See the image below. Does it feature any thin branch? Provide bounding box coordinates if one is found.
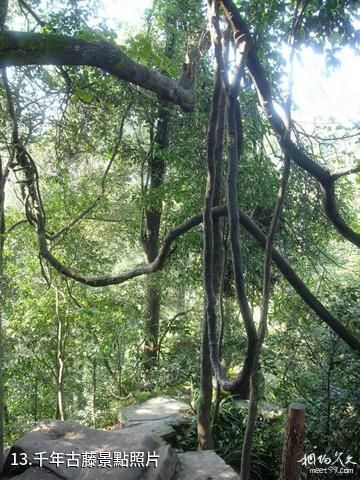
[157,311,190,353]
[65,278,84,309]
[235,207,360,351]
[80,217,122,223]
[240,4,299,470]
[330,165,360,182]
[49,103,131,243]
[294,121,360,143]
[2,70,46,220]
[39,253,51,288]
[101,103,132,193]
[49,200,101,243]
[18,0,45,27]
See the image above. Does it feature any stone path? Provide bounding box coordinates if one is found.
[118,396,190,442]
[4,396,240,480]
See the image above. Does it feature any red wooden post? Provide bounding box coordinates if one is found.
[280,403,305,480]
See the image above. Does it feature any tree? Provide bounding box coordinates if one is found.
[0,0,359,478]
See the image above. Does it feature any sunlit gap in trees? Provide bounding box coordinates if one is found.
[96,0,153,29]
[272,42,360,175]
[199,8,359,175]
[12,0,360,134]
[271,42,360,131]
[286,45,360,127]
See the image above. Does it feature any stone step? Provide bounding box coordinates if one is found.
[118,396,191,443]
[174,451,241,480]
[4,420,168,479]
[4,398,240,480]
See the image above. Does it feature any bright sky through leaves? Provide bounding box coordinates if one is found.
[97,0,153,34]
[15,0,360,129]
[99,0,359,129]
[292,46,360,127]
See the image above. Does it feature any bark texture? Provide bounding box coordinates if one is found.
[198,311,215,450]
[141,27,173,372]
[0,31,194,111]
[55,286,64,421]
[26,195,360,351]
[198,0,224,448]
[0,160,6,475]
[143,276,161,372]
[280,403,305,480]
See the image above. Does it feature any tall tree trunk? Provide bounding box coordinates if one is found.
[0,7,8,472]
[55,367,64,421]
[55,359,64,421]
[55,285,64,421]
[198,89,225,449]
[212,227,228,428]
[142,100,169,373]
[33,376,38,423]
[92,359,97,428]
[325,333,337,441]
[0,160,6,475]
[198,311,215,449]
[280,403,305,480]
[143,275,161,371]
[116,335,123,396]
[0,290,4,473]
[141,29,174,374]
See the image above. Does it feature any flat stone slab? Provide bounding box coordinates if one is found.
[11,468,59,479]
[119,397,191,442]
[4,398,241,480]
[174,451,241,480]
[4,420,175,480]
[120,397,189,423]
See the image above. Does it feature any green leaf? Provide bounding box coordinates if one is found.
[73,88,94,104]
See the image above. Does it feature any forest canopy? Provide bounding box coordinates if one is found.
[0,1,359,479]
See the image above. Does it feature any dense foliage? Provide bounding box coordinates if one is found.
[0,1,359,479]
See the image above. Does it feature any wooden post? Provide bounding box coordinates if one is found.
[280,403,305,480]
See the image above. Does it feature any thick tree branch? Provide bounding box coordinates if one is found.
[18,0,45,27]
[38,212,201,287]
[0,31,194,111]
[237,208,359,351]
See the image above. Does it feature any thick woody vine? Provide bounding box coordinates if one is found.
[1,0,360,476]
